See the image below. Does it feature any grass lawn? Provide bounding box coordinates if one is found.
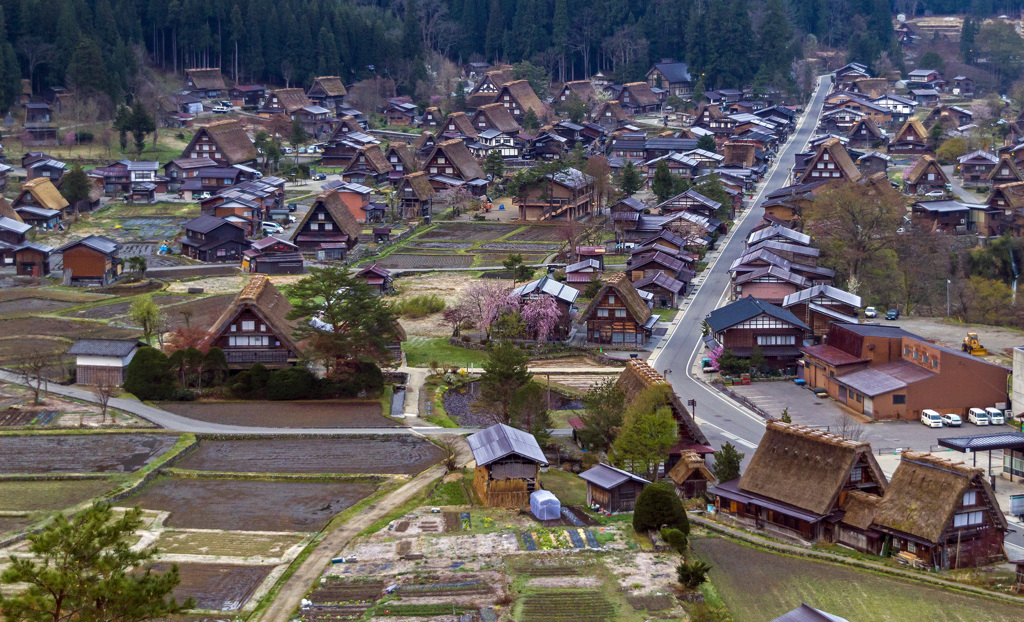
[402,337,490,368]
[651,308,678,322]
[94,202,200,220]
[427,478,469,506]
[547,408,584,429]
[541,468,587,506]
[692,537,1024,622]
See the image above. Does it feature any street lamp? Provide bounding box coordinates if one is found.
[663,369,672,380]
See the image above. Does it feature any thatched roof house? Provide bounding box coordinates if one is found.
[840,452,1007,568]
[579,273,656,345]
[207,274,301,369]
[667,450,716,499]
[182,119,259,166]
[185,68,226,92]
[715,421,886,543]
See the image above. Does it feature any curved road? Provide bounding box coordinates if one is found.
[649,75,831,456]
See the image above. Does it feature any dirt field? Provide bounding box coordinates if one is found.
[0,317,140,341]
[392,272,495,337]
[895,316,1023,362]
[0,337,70,366]
[0,288,106,303]
[0,433,178,474]
[507,226,568,242]
[151,563,275,611]
[156,531,307,558]
[175,438,444,475]
[376,254,474,269]
[0,479,114,511]
[157,400,398,428]
[692,537,1024,622]
[0,298,76,317]
[70,295,194,320]
[0,516,35,536]
[126,477,378,531]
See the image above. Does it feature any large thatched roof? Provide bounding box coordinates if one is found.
[579,272,651,326]
[186,68,226,90]
[191,119,259,165]
[738,421,886,516]
[614,359,708,446]
[293,190,362,243]
[208,275,300,353]
[870,452,1007,543]
[668,450,716,486]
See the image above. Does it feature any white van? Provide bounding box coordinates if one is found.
[985,407,1005,425]
[968,408,989,426]
[920,409,943,428]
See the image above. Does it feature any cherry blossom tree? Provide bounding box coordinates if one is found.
[707,345,724,371]
[520,294,562,341]
[441,303,474,337]
[460,281,515,339]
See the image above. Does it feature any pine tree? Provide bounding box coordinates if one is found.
[756,0,792,87]
[60,165,92,215]
[652,160,675,203]
[129,103,155,156]
[401,0,423,60]
[960,17,977,65]
[522,108,539,131]
[113,105,131,153]
[619,161,643,196]
[552,0,569,82]
[484,0,504,61]
[484,150,504,179]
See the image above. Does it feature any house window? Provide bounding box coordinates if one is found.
[931,359,937,368]
[597,309,609,318]
[216,248,226,257]
[953,511,983,527]
[615,309,626,318]
[892,394,906,404]
[260,324,267,332]
[324,223,333,230]
[963,491,977,506]
[230,325,236,332]
[608,294,615,304]
[242,321,255,331]
[927,173,935,181]
[904,346,910,355]
[850,467,863,483]
[756,335,796,346]
[907,541,916,553]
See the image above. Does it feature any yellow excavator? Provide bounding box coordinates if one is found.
[962,332,988,356]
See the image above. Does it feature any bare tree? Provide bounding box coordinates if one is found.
[832,413,865,441]
[94,378,118,426]
[435,435,462,471]
[17,37,55,93]
[22,353,53,404]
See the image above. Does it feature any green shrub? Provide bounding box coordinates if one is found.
[328,361,385,398]
[267,367,317,400]
[676,559,711,590]
[660,527,688,553]
[74,131,94,143]
[124,347,175,401]
[230,362,271,398]
[584,279,603,298]
[396,294,446,318]
[633,482,689,534]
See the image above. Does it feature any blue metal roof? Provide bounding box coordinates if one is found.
[938,432,1024,453]
[467,423,548,467]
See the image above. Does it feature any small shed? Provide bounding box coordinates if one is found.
[67,339,144,386]
[530,490,561,520]
[667,450,717,499]
[468,423,548,508]
[578,463,650,512]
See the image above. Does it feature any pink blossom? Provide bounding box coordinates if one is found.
[707,345,724,371]
[520,294,561,341]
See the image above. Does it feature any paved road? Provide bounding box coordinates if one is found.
[649,75,832,456]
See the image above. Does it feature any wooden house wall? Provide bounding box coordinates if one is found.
[586,290,646,344]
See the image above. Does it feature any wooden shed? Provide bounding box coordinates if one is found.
[667,450,717,499]
[468,423,548,508]
[578,463,650,512]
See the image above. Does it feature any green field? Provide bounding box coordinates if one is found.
[402,337,490,368]
[0,479,114,511]
[692,537,1024,622]
[541,468,587,507]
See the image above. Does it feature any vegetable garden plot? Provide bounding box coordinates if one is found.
[518,590,615,622]
[0,298,75,317]
[417,224,518,241]
[519,529,600,551]
[151,563,274,612]
[375,254,474,269]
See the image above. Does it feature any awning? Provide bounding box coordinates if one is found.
[712,479,825,523]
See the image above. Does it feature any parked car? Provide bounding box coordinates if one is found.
[312,173,326,181]
[287,203,298,212]
[195,191,211,200]
[941,413,962,427]
[924,190,945,198]
[885,309,900,320]
[212,105,231,114]
[283,147,294,154]
[985,407,1006,425]
[298,147,308,154]
[920,409,943,428]
[864,306,877,318]
[967,408,990,426]
[261,221,285,234]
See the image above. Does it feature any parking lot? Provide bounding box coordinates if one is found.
[728,380,1010,455]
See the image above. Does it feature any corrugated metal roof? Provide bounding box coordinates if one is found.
[579,463,649,489]
[67,339,142,357]
[467,423,548,467]
[833,360,935,397]
[512,276,579,305]
[769,603,850,622]
[782,284,861,308]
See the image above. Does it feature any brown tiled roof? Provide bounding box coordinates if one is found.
[800,344,868,366]
[309,76,347,97]
[738,421,887,516]
[428,139,485,180]
[622,82,660,107]
[580,272,651,325]
[208,275,300,354]
[270,88,313,114]
[499,80,545,116]
[293,190,362,242]
[402,171,435,200]
[440,111,478,139]
[195,119,259,165]
[18,178,69,212]
[345,144,393,175]
[475,103,522,134]
[870,451,1006,543]
[988,154,1023,182]
[905,155,947,185]
[0,196,22,222]
[187,68,226,90]
[594,100,629,121]
[386,142,418,172]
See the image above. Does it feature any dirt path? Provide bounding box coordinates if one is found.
[257,463,447,622]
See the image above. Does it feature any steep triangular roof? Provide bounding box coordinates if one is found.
[400,171,435,200]
[579,272,651,325]
[847,117,883,140]
[562,80,598,102]
[186,68,226,90]
[307,76,347,98]
[893,117,928,143]
[15,178,69,212]
[798,137,862,184]
[0,196,22,223]
[738,421,887,516]
[594,100,629,122]
[613,359,709,446]
[988,154,1023,182]
[438,111,478,139]
[620,82,660,107]
[293,190,362,242]
[425,139,485,180]
[208,275,301,354]
[905,155,948,185]
[187,119,259,165]
[497,80,545,117]
[385,142,418,173]
[474,103,522,134]
[344,144,393,175]
[268,88,313,114]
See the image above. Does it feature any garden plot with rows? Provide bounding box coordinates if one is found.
[372,222,563,270]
